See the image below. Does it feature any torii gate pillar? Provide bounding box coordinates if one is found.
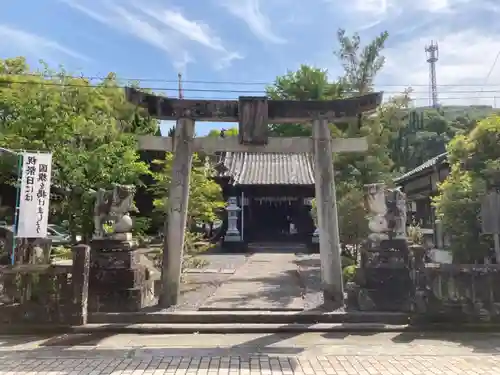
[160,117,195,307]
[312,117,343,304]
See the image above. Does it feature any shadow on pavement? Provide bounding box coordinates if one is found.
[390,331,500,355]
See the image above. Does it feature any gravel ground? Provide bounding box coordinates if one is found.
[294,253,326,310]
[196,253,251,271]
[156,253,251,312]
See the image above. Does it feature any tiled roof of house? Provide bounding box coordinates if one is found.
[216,152,315,185]
[394,152,448,184]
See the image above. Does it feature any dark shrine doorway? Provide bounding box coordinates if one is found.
[245,194,314,243]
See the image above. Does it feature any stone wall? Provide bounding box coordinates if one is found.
[0,245,89,326]
[0,265,74,324]
[415,263,500,322]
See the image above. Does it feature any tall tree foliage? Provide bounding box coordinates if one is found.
[265,29,411,251]
[0,57,157,238]
[390,107,498,173]
[266,65,344,137]
[335,29,388,95]
[434,115,500,263]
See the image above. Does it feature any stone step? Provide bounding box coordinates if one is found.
[247,242,308,252]
[0,323,411,335]
[89,310,410,325]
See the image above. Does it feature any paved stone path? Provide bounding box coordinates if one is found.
[201,253,304,310]
[2,355,500,374]
[1,332,500,374]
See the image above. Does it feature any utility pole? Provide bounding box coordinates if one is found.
[178,73,183,99]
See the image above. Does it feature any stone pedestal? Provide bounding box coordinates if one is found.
[308,228,320,253]
[90,232,138,251]
[346,183,412,312]
[88,235,154,312]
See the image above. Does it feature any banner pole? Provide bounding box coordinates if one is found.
[11,152,23,265]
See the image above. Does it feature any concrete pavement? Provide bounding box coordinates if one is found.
[1,332,500,374]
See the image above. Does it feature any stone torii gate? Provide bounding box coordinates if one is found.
[125,88,383,308]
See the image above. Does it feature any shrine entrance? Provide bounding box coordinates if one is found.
[213,152,316,245]
[246,196,314,243]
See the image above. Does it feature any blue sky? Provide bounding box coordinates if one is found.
[2,0,500,135]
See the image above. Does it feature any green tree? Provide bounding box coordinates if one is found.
[433,115,500,263]
[151,153,225,227]
[332,28,405,185]
[267,29,412,251]
[0,57,157,239]
[266,65,344,136]
[335,29,389,95]
[207,127,238,137]
[390,106,499,173]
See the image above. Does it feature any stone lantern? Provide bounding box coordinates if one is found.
[225,196,241,242]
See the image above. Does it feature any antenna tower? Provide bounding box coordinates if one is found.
[425,41,439,108]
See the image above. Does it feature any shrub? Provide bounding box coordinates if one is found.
[342,265,357,283]
[341,255,356,268]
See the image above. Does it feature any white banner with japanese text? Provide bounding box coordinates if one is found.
[17,152,52,238]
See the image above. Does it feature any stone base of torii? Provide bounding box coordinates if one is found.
[125,89,383,309]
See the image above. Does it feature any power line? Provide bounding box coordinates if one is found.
[4,78,500,97]
[2,72,271,86]
[484,49,500,86]
[5,72,500,88]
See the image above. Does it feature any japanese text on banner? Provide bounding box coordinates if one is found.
[17,152,52,238]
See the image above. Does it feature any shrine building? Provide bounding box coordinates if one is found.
[213,151,316,247]
[394,152,450,246]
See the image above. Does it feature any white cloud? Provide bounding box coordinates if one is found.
[61,0,242,71]
[415,0,451,13]
[353,0,389,14]
[324,0,500,107]
[217,0,286,44]
[0,25,89,62]
[324,0,400,30]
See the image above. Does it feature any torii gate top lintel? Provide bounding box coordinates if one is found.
[125,87,383,152]
[125,87,382,124]
[125,87,383,123]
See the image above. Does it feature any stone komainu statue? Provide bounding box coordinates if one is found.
[364,183,407,241]
[92,184,136,238]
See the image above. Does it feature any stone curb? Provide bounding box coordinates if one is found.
[3,322,500,335]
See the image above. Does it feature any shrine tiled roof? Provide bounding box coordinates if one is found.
[216,152,315,185]
[394,152,448,184]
